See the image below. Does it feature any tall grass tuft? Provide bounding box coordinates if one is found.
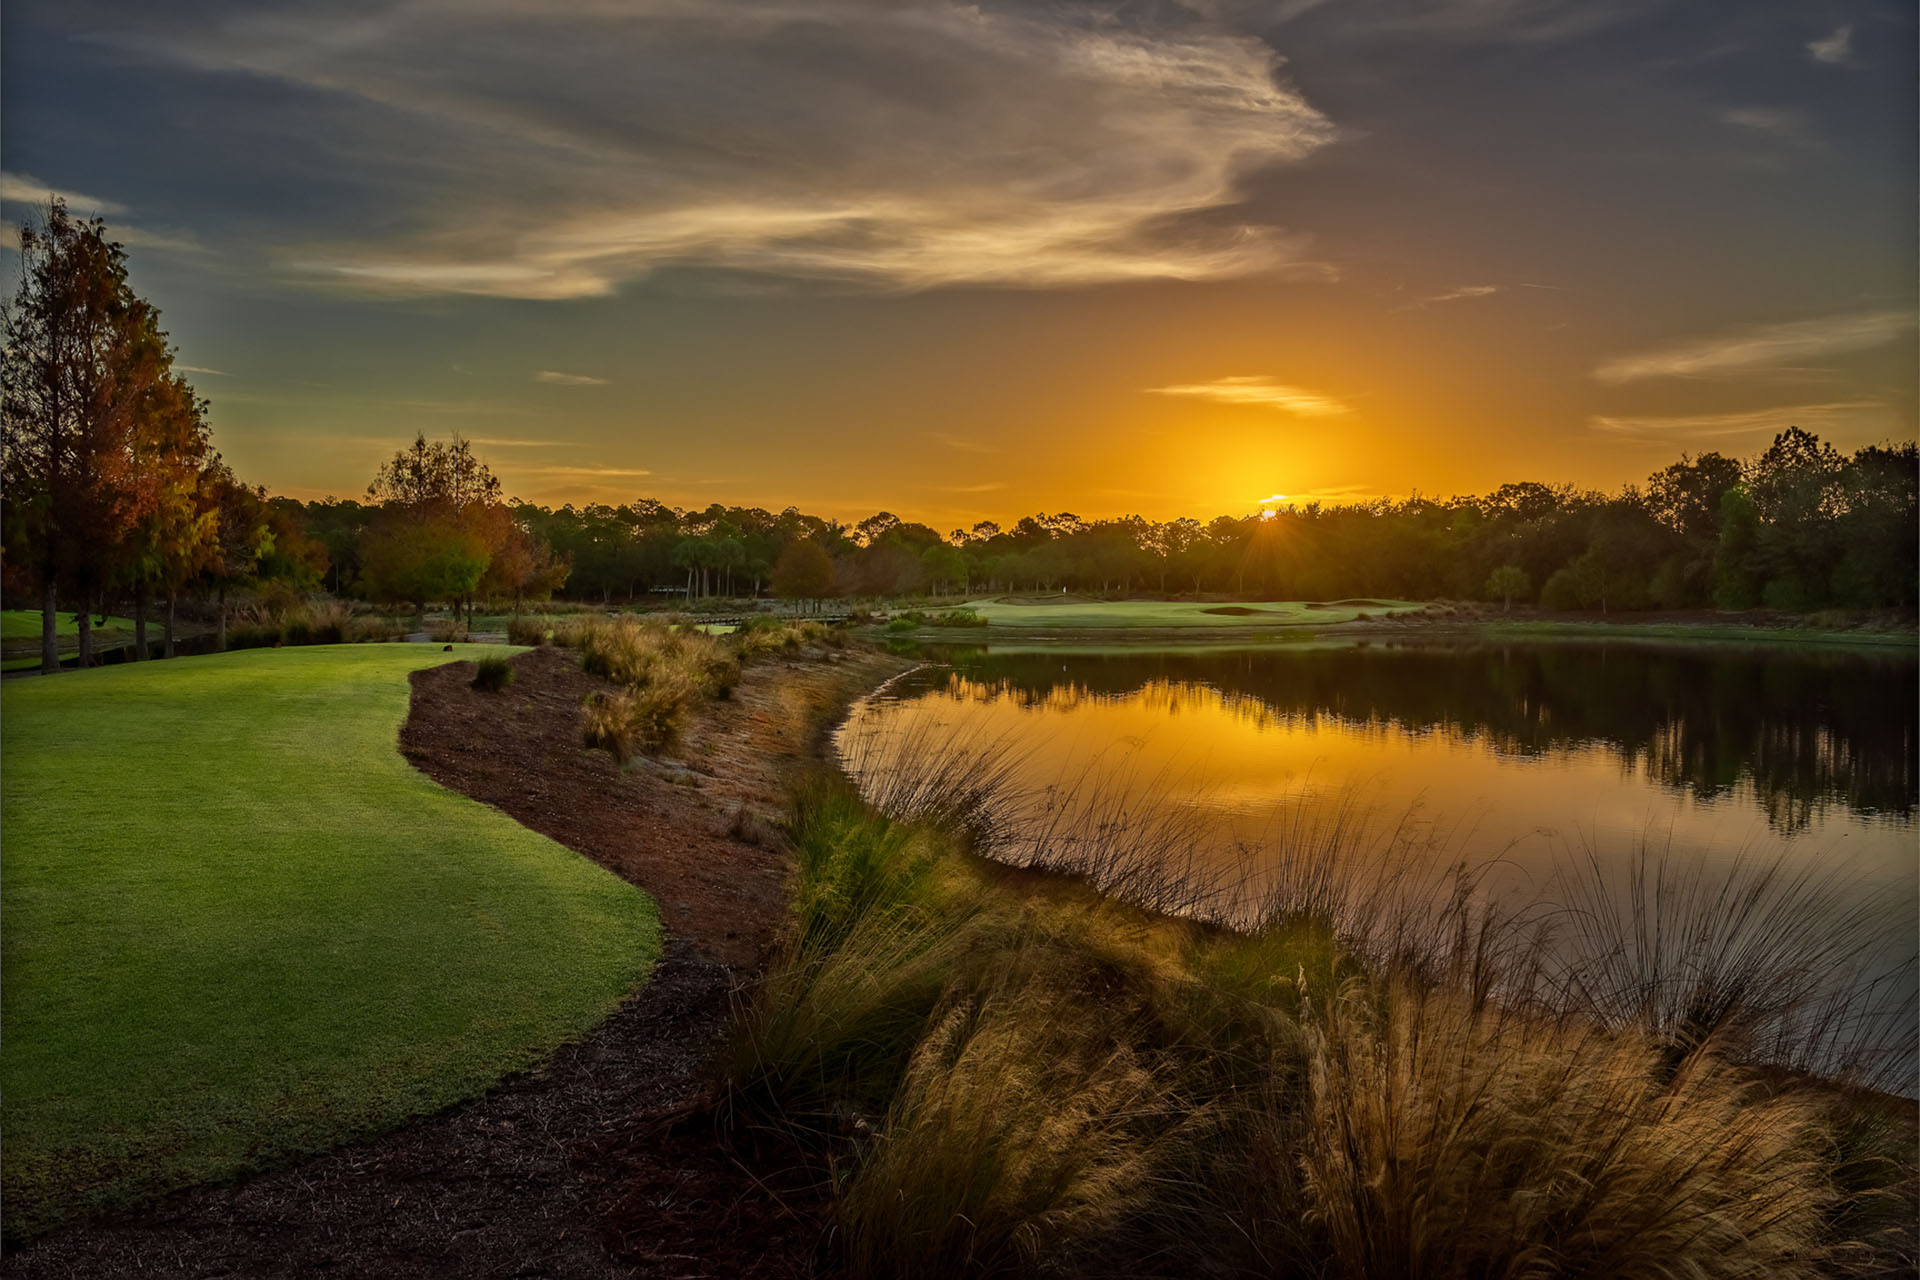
[470,654,515,692]
[837,986,1167,1280]
[505,615,548,646]
[1545,839,1918,1090]
[564,615,738,759]
[1281,980,1836,1278]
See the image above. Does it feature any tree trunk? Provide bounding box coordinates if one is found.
[77,592,94,667]
[165,589,178,658]
[218,582,229,651]
[40,577,58,673]
[134,582,149,659]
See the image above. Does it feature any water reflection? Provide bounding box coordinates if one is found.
[842,640,1918,1086]
[909,641,1917,832]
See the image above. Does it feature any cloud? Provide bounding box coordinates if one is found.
[1394,282,1500,311]
[0,172,200,256]
[1592,310,1915,383]
[465,436,581,448]
[0,170,128,215]
[1147,376,1350,415]
[931,481,1008,493]
[512,464,653,479]
[178,364,231,377]
[1428,283,1499,303]
[535,370,610,386]
[113,225,206,254]
[1807,25,1852,65]
[1588,401,1886,442]
[929,432,1001,454]
[1302,0,1649,44]
[129,1,1337,297]
[1718,107,1816,147]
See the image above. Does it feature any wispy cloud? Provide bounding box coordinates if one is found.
[535,370,610,386]
[178,364,231,377]
[1588,401,1885,442]
[466,436,581,448]
[1147,376,1350,415]
[931,481,1008,493]
[1311,0,1647,44]
[1808,25,1853,65]
[1718,107,1817,147]
[131,2,1337,297]
[0,170,128,215]
[1592,310,1914,383]
[512,464,653,479]
[0,171,200,255]
[1256,484,1372,505]
[929,432,1001,454]
[1394,282,1500,312]
[1429,283,1500,303]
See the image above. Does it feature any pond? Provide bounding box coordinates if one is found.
[838,638,1919,1080]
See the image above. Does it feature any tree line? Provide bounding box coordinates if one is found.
[6,201,1915,677]
[293,429,1916,616]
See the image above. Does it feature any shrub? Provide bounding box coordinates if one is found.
[885,616,918,634]
[471,654,515,692]
[927,609,987,628]
[427,619,470,643]
[505,616,549,646]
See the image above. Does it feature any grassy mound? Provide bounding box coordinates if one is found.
[0,645,660,1239]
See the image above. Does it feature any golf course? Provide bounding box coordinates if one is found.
[0,645,660,1238]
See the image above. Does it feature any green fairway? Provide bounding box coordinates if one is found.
[2,609,140,671]
[0,645,659,1238]
[958,597,1424,629]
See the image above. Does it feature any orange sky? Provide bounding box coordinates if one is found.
[6,0,1914,527]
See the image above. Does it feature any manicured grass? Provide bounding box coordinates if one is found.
[958,597,1423,629]
[1,609,139,671]
[0,644,660,1238]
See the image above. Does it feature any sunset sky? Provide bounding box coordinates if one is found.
[4,0,1914,528]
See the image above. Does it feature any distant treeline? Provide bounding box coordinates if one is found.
[288,425,1917,613]
[5,202,1914,662]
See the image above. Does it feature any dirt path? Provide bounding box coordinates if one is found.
[3,644,908,1279]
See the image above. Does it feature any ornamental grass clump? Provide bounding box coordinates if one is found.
[580,689,641,763]
[505,615,548,646]
[470,654,514,693]
[571,615,733,760]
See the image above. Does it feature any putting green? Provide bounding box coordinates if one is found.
[959,598,1423,629]
[1,644,659,1238]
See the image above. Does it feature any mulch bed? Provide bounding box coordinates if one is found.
[3,644,908,1279]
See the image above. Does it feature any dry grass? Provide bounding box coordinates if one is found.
[562,616,739,760]
[504,615,548,646]
[717,742,1917,1277]
[735,616,848,660]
